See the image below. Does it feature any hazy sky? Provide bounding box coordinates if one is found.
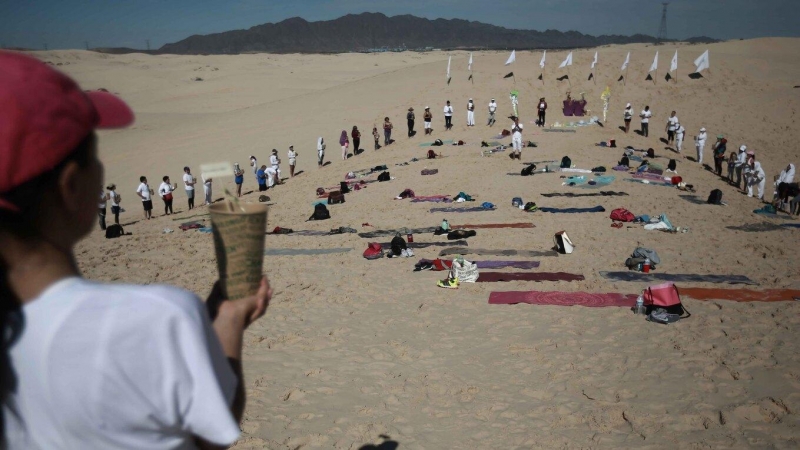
[1,0,797,50]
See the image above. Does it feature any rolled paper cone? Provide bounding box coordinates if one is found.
[209,203,268,300]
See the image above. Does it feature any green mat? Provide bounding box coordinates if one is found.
[418,140,453,147]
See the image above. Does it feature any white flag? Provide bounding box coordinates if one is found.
[446,56,451,79]
[694,49,709,73]
[539,50,546,69]
[505,50,516,66]
[621,52,630,71]
[670,50,678,72]
[558,51,573,69]
[468,53,473,71]
[591,51,598,69]
[649,51,658,73]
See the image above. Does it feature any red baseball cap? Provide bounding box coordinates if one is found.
[0,50,134,210]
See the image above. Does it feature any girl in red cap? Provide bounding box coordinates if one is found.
[0,51,271,449]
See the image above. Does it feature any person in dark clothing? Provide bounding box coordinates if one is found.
[537,98,547,127]
[351,126,361,154]
[407,107,415,137]
[712,135,728,176]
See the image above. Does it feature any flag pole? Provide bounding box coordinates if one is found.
[625,65,629,86]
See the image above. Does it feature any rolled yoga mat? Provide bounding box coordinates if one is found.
[680,288,800,302]
[599,271,758,285]
[477,272,584,283]
[440,247,559,257]
[489,291,637,306]
[264,247,353,256]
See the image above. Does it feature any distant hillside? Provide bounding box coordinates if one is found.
[148,13,716,55]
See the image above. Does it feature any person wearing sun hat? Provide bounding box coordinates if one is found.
[694,127,707,164]
[423,106,433,135]
[734,144,748,189]
[0,51,272,448]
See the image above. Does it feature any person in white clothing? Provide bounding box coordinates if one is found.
[0,52,273,450]
[250,155,258,180]
[265,166,278,188]
[202,174,212,205]
[747,161,766,199]
[288,146,298,177]
[487,99,497,126]
[665,111,678,145]
[182,166,196,210]
[695,127,707,165]
[136,175,153,220]
[623,103,633,133]
[443,101,453,130]
[510,116,523,159]
[640,106,652,137]
[734,144,748,189]
[675,123,685,153]
[158,175,176,215]
[317,137,325,167]
[98,189,108,230]
[467,99,475,126]
[269,149,282,185]
[107,183,121,225]
[774,163,796,203]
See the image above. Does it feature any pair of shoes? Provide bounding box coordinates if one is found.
[611,222,623,228]
[437,277,459,289]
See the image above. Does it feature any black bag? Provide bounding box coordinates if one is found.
[340,181,351,193]
[377,171,390,182]
[524,201,538,212]
[619,156,629,167]
[560,156,571,169]
[668,159,677,171]
[328,191,345,204]
[707,189,723,205]
[427,149,437,159]
[591,166,606,172]
[520,164,536,176]
[309,203,331,220]
[647,148,655,158]
[390,235,407,255]
[105,224,124,239]
[446,229,477,240]
[432,139,444,146]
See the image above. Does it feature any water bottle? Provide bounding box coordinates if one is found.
[635,295,645,315]
[407,233,414,243]
[643,258,651,273]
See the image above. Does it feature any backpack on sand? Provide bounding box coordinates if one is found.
[560,156,572,169]
[309,203,331,221]
[427,149,437,159]
[377,171,390,182]
[363,242,384,260]
[647,148,655,158]
[610,208,635,222]
[327,191,345,204]
[643,282,691,322]
[432,139,444,146]
[521,164,536,176]
[105,224,124,239]
[553,231,574,254]
[707,189,723,205]
[668,159,677,171]
[619,155,630,167]
[316,187,325,196]
[524,202,538,212]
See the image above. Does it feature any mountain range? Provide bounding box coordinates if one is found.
[130,13,716,55]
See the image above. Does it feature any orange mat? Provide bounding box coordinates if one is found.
[680,288,800,302]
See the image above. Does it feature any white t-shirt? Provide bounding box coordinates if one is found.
[676,125,685,137]
[158,182,174,198]
[511,122,523,139]
[202,176,212,188]
[696,131,707,147]
[136,183,151,201]
[488,102,497,113]
[109,190,120,207]
[5,277,239,449]
[251,158,258,176]
[467,102,474,111]
[183,173,194,191]
[288,150,297,165]
[443,105,453,116]
[641,110,652,123]
[667,116,679,131]
[624,108,633,120]
[265,166,277,187]
[270,154,279,167]
[99,192,107,208]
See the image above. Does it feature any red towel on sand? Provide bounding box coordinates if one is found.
[489,291,637,306]
[477,272,584,283]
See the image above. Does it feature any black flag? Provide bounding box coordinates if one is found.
[645,74,653,81]
[468,74,473,81]
[537,73,543,80]
[688,72,704,79]
[447,77,452,85]
[665,72,672,81]
[588,73,594,81]
[556,75,569,81]
[617,75,624,82]
[503,72,514,79]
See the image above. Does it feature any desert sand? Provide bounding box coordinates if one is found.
[32,38,800,448]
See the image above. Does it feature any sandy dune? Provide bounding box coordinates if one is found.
[34,38,800,448]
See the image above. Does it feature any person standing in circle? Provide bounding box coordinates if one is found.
[249,155,258,184]
[487,99,497,126]
[407,108,415,137]
[695,127,707,165]
[317,137,326,166]
[233,163,244,197]
[675,122,685,154]
[98,189,108,230]
[623,103,633,133]
[372,126,380,150]
[511,116,524,160]
[383,117,393,145]
[665,111,678,145]
[443,101,453,130]
[351,127,361,154]
[423,107,433,135]
[640,106,652,137]
[340,130,349,160]
[107,183,121,225]
[269,149,282,185]
[537,97,548,127]
[256,165,268,191]
[182,166,196,210]
[466,99,475,127]
[159,175,176,215]
[136,175,153,220]
[287,146,297,177]
[202,174,212,206]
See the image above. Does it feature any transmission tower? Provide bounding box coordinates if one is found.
[657,3,669,45]
[146,39,151,51]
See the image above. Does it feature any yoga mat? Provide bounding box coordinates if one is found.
[726,222,785,232]
[753,209,797,221]
[410,195,452,203]
[489,291,637,307]
[543,129,577,133]
[419,140,453,147]
[623,178,673,188]
[430,207,495,213]
[311,200,328,206]
[784,223,800,228]
[416,259,540,270]
[379,240,468,249]
[455,222,534,229]
[576,175,616,189]
[268,229,357,236]
[440,247,558,257]
[264,247,353,256]
[633,172,669,182]
[537,206,606,213]
[599,271,758,285]
[541,191,628,198]
[358,223,533,238]
[477,272,584,283]
[680,288,800,302]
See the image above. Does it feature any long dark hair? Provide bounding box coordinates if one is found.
[0,132,94,442]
